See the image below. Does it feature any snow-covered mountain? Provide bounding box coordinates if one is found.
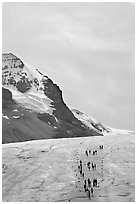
[2,53,133,144]
[72,109,135,136]
[72,109,110,134]
[2,53,104,143]
[2,53,55,114]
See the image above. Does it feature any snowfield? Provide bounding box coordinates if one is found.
[2,131,135,202]
[3,86,55,115]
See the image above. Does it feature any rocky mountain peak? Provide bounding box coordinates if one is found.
[2,53,19,60]
[2,53,45,93]
[2,53,103,144]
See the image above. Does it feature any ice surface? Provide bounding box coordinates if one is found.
[2,132,135,202]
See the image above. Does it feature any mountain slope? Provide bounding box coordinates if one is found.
[72,109,110,134]
[2,53,103,143]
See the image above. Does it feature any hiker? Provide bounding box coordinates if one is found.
[93,179,98,187]
[91,187,94,197]
[94,163,97,170]
[87,161,90,167]
[80,168,82,175]
[78,165,80,170]
[87,189,91,200]
[82,172,84,178]
[87,162,91,170]
[92,163,94,170]
[79,161,82,171]
[85,150,88,156]
[100,145,103,149]
[84,185,87,192]
[89,150,91,154]
[84,180,87,191]
[79,164,82,169]
[84,180,86,185]
[88,178,91,187]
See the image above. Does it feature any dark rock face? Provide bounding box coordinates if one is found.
[2,88,13,102]
[16,76,31,93]
[2,111,56,144]
[2,88,15,110]
[40,78,102,137]
[2,53,103,144]
[37,112,100,139]
[42,78,75,122]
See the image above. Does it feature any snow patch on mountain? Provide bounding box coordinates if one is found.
[106,128,135,136]
[2,115,9,120]
[24,62,48,81]
[13,109,18,112]
[72,109,110,134]
[13,116,20,119]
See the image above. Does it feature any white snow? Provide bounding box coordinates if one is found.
[72,109,134,136]
[53,115,59,123]
[2,115,9,120]
[2,133,135,202]
[3,83,55,115]
[13,109,18,112]
[14,94,55,114]
[106,127,134,136]
[13,116,20,119]
[23,62,46,82]
[72,109,103,134]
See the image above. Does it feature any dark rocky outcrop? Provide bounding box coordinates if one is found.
[42,78,78,122]
[16,76,31,93]
[2,88,15,110]
[2,87,13,102]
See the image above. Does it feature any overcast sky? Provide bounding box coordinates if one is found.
[2,2,135,130]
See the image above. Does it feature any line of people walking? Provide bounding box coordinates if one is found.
[74,144,104,200]
[85,149,98,156]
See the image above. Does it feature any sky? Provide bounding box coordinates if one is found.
[2,2,135,130]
